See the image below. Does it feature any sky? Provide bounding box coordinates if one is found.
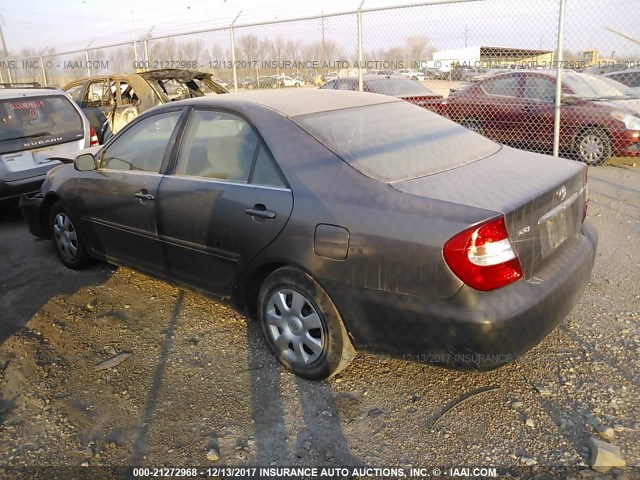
[0,0,638,60]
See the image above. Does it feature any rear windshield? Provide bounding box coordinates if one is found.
[564,73,631,98]
[0,95,83,143]
[294,101,501,183]
[366,79,437,96]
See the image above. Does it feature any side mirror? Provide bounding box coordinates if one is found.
[74,153,97,172]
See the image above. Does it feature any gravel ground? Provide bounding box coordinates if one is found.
[0,161,638,479]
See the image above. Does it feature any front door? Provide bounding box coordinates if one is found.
[77,110,184,276]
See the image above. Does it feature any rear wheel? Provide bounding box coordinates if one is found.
[461,118,484,135]
[575,127,611,166]
[50,202,90,270]
[258,267,356,380]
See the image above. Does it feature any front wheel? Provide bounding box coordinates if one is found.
[50,202,91,270]
[575,127,611,166]
[258,267,356,380]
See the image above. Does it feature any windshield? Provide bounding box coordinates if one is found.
[365,79,437,96]
[294,101,501,183]
[564,73,631,98]
[0,95,83,143]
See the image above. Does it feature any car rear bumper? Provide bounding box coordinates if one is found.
[0,175,45,202]
[19,191,47,238]
[323,220,598,370]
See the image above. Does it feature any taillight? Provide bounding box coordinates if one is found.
[443,216,523,291]
[89,126,99,146]
[582,166,589,223]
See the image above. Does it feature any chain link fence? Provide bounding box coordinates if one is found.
[2,0,639,162]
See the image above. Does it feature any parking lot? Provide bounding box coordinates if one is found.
[0,159,638,477]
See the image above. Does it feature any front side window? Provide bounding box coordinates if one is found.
[175,110,259,182]
[86,79,113,107]
[99,111,181,172]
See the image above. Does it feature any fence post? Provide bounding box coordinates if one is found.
[85,50,91,77]
[40,56,47,86]
[357,0,365,92]
[553,0,567,158]
[229,10,243,93]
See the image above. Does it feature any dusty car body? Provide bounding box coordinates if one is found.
[63,69,228,143]
[21,90,597,380]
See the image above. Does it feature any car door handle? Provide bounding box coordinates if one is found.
[134,190,155,201]
[245,204,276,219]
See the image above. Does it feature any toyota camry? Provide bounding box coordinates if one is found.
[21,90,597,380]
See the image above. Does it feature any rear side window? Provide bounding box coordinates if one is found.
[175,110,259,182]
[0,95,84,145]
[294,101,500,183]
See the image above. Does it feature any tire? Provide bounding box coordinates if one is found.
[50,202,91,270]
[258,267,356,380]
[461,118,484,135]
[574,127,611,166]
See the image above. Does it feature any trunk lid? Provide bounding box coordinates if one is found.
[391,146,587,277]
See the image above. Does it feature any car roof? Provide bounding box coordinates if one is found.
[176,89,399,117]
[0,88,65,99]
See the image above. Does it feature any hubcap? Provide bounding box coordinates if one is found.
[53,213,79,261]
[579,134,604,163]
[265,289,325,366]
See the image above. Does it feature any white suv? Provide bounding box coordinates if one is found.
[0,85,97,203]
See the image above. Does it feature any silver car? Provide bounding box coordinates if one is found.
[0,85,97,203]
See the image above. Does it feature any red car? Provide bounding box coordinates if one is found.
[446,70,640,165]
[320,75,446,115]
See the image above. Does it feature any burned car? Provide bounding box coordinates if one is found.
[63,69,228,143]
[21,90,597,380]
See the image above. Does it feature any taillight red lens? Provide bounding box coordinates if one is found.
[89,126,99,146]
[443,216,523,291]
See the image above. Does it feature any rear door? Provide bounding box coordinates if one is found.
[476,74,524,142]
[76,109,184,276]
[157,109,293,296]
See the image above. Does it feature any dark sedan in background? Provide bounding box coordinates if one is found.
[21,90,597,380]
[446,70,640,165]
[320,75,446,115]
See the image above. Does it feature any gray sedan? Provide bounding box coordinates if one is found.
[21,90,597,380]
